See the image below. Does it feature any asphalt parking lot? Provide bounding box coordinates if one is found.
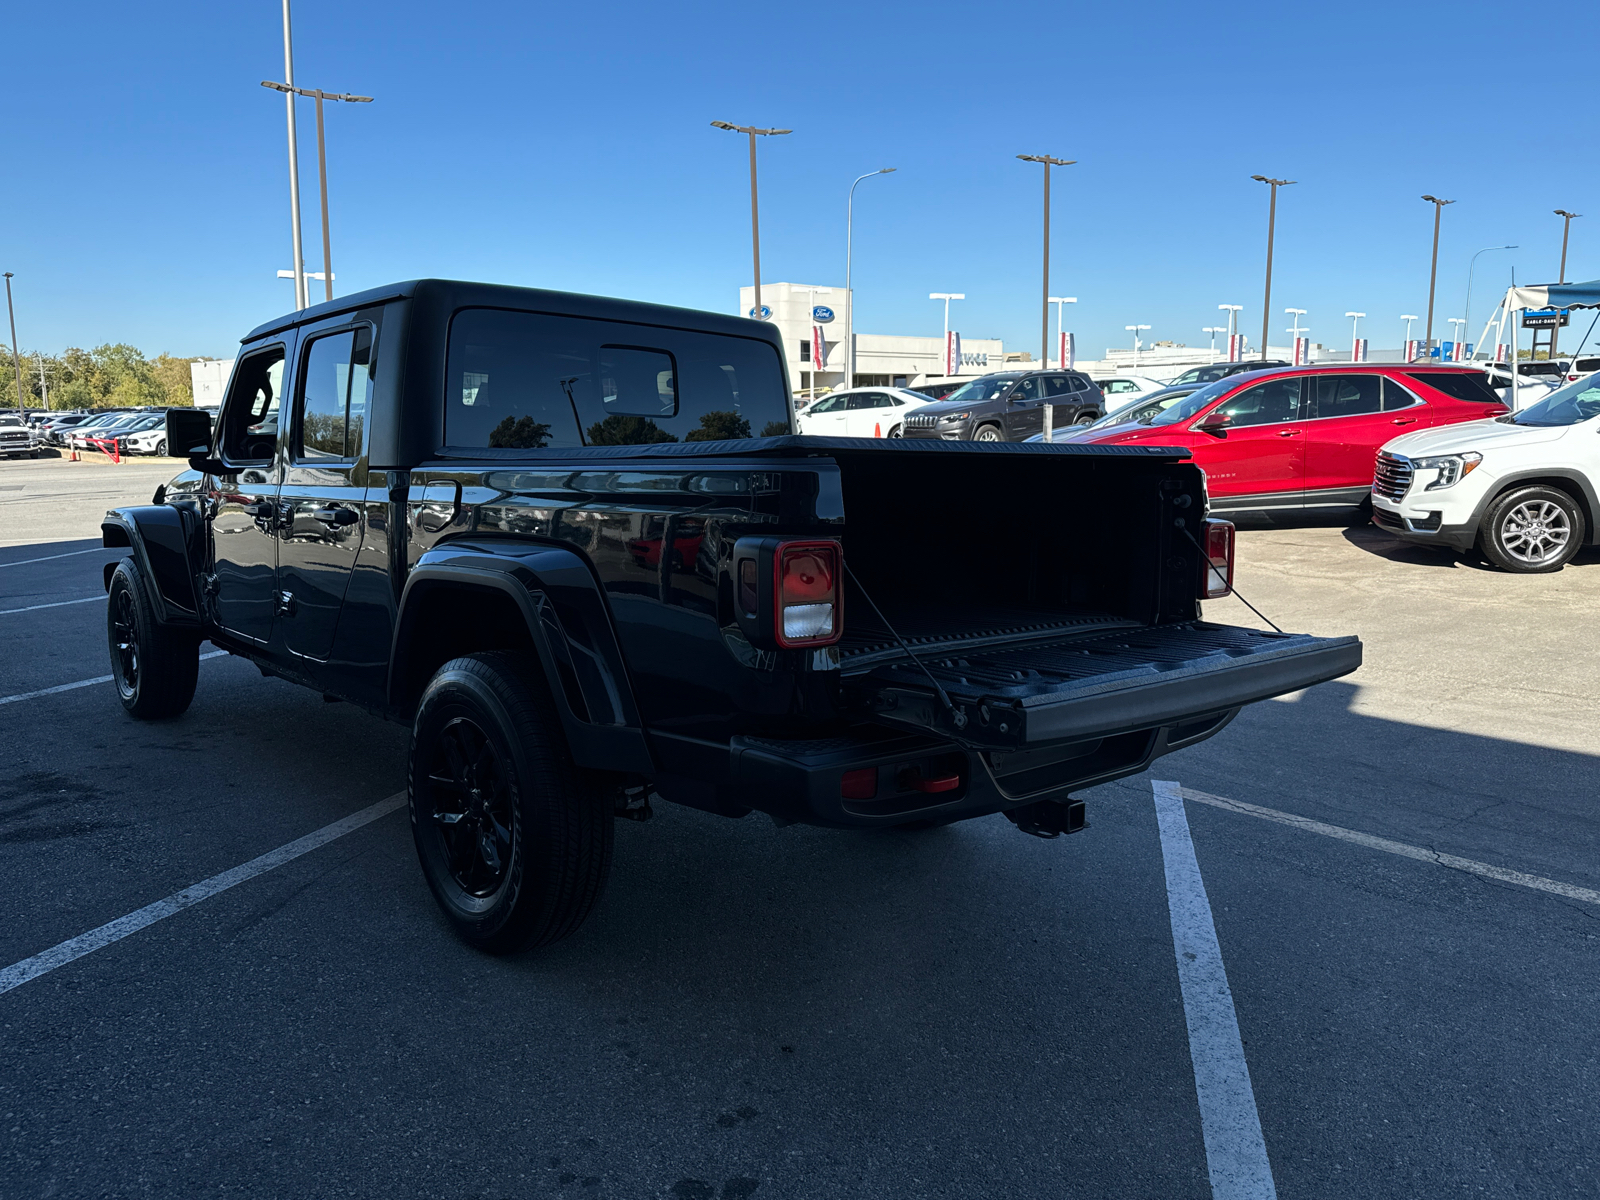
[3,458,1599,1199]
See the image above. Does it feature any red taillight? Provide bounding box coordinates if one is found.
[774,540,841,647]
[1199,518,1234,598]
[840,767,877,799]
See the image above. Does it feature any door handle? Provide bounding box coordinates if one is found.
[240,500,271,516]
[314,506,359,527]
[1277,429,1302,437]
[1391,417,1418,425]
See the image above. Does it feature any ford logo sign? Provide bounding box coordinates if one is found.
[747,305,772,319]
[813,305,834,322]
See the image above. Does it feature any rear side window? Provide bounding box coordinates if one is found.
[297,327,372,460]
[445,308,789,449]
[1406,371,1502,405]
[1310,375,1382,419]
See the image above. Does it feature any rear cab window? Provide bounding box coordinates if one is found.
[444,309,791,449]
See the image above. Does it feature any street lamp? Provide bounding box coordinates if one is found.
[1400,314,1419,360]
[1125,324,1151,369]
[3,273,23,413]
[1219,303,1243,359]
[1285,309,1307,365]
[1421,194,1455,358]
[845,167,895,388]
[1049,296,1077,368]
[273,0,306,311]
[1251,176,1295,361]
[1447,318,1466,359]
[930,293,965,376]
[1463,245,1515,362]
[1017,154,1077,366]
[712,121,792,323]
[261,80,373,306]
[1345,311,1366,362]
[1203,326,1227,363]
[1553,211,1580,356]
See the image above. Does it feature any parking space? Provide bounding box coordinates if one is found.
[3,465,1599,1198]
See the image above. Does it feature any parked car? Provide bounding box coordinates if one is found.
[796,386,938,438]
[1027,385,1204,442]
[0,413,41,458]
[41,412,112,444]
[108,416,172,454]
[1073,364,1508,516]
[1167,359,1292,387]
[901,370,1103,442]
[1371,374,1600,572]
[70,413,154,450]
[1093,375,1167,399]
[103,277,1359,953]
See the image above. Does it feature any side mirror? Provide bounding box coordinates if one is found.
[1196,409,1232,434]
[168,408,222,474]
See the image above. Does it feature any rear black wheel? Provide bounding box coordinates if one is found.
[409,652,613,953]
[107,558,200,719]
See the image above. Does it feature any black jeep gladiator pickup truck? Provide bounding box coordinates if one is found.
[102,279,1360,953]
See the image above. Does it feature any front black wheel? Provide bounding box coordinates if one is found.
[107,558,200,719]
[409,653,613,954]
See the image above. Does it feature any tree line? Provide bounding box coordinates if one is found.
[0,345,210,410]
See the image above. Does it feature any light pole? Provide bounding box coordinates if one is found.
[1401,314,1419,360]
[845,167,895,388]
[1553,211,1579,356]
[277,0,307,311]
[930,292,965,376]
[1049,296,1077,368]
[1447,318,1466,359]
[261,81,373,306]
[1345,311,1366,362]
[1285,309,1307,365]
[3,274,23,413]
[1421,194,1455,358]
[1017,154,1076,365]
[1125,324,1151,369]
[1251,175,1295,361]
[1463,244,1515,362]
[712,121,792,323]
[1219,303,1243,359]
[805,285,832,398]
[1203,326,1227,362]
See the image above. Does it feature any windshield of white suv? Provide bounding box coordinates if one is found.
[944,376,1020,403]
[1511,379,1600,426]
[1146,379,1235,426]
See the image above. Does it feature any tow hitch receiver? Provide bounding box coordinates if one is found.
[1005,797,1087,839]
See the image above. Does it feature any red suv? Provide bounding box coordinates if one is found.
[1072,364,1508,514]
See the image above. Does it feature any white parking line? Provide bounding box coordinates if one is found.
[0,650,228,706]
[1180,786,1600,907]
[0,595,102,616]
[0,546,108,568]
[1153,779,1278,1200]
[0,791,406,997]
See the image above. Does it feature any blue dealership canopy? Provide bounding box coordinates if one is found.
[1506,279,1600,310]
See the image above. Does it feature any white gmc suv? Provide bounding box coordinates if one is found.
[1372,376,1600,572]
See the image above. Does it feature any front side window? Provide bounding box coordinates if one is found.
[445,308,786,449]
[1013,377,1041,401]
[1311,375,1381,419]
[1217,377,1304,428]
[805,394,847,414]
[297,327,372,460]
[220,348,286,463]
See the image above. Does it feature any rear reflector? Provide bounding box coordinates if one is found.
[1199,518,1235,599]
[840,768,877,799]
[775,541,842,648]
[908,772,961,794]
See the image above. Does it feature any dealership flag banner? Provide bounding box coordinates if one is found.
[946,331,961,376]
[1059,330,1076,370]
[1227,334,1241,363]
[812,326,827,370]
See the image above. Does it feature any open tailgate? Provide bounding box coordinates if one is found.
[842,621,1361,750]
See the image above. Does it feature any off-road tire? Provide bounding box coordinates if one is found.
[408,652,613,954]
[973,424,1004,442]
[1479,485,1584,573]
[107,557,200,719]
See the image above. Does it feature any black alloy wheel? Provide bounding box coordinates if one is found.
[409,653,613,953]
[1074,413,1096,426]
[106,557,200,719]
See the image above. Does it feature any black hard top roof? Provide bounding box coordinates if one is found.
[243,278,782,345]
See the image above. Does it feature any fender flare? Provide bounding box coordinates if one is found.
[101,504,203,626]
[390,540,653,775]
[1469,469,1600,543]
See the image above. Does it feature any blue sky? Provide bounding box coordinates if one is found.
[2,0,1595,362]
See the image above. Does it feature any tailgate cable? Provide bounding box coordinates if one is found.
[1177,521,1282,633]
[843,560,969,729]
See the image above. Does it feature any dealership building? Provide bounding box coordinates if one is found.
[739,283,1013,395]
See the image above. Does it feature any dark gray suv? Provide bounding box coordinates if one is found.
[901,370,1103,441]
